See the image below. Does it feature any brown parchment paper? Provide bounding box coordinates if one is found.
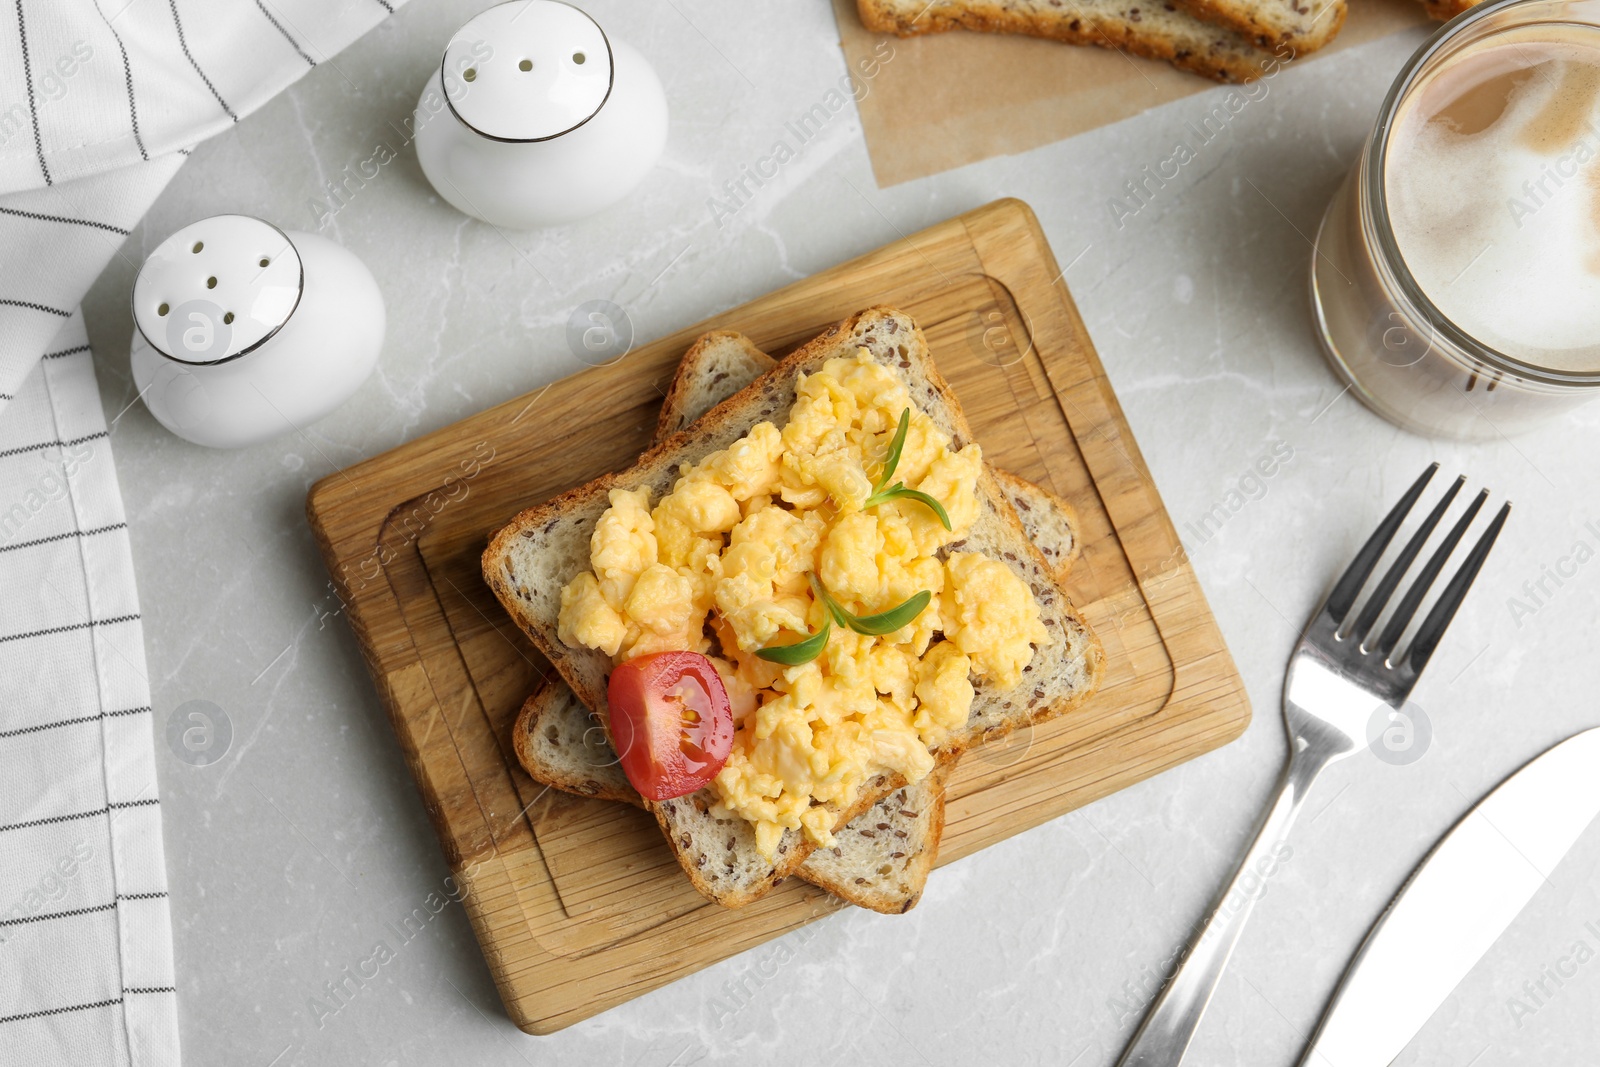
[835,0,1436,186]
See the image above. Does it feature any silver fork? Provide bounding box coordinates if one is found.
[1116,464,1511,1067]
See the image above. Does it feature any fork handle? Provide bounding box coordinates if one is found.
[1115,744,1331,1067]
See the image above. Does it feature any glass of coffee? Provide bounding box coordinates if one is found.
[1311,0,1600,440]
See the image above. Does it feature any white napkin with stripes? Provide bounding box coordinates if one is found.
[0,313,174,1062]
[0,3,404,1063]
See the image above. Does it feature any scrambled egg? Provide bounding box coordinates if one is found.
[557,350,1050,858]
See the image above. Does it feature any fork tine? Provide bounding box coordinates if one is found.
[1375,488,1488,658]
[1351,475,1464,645]
[1325,464,1438,623]
[1406,501,1511,674]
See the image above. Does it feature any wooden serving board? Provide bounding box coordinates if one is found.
[306,198,1250,1035]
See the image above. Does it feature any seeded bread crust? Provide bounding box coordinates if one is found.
[483,307,1104,907]
[855,0,1301,84]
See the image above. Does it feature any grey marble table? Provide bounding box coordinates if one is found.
[76,2,1600,1064]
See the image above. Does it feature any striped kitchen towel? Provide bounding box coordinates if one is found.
[0,313,173,1064]
[0,2,406,1064]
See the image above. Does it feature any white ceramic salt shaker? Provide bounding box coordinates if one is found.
[129,215,385,450]
[413,0,668,229]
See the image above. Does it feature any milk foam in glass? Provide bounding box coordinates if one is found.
[1311,0,1600,438]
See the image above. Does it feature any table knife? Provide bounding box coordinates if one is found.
[1300,726,1600,1067]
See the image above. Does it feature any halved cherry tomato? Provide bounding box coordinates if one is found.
[607,651,734,801]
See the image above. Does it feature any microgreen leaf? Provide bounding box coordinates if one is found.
[875,408,910,492]
[844,590,932,636]
[756,617,831,665]
[761,573,935,660]
[863,483,953,531]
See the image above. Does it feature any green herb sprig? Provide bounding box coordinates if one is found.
[753,618,832,666]
[861,408,951,531]
[756,573,931,664]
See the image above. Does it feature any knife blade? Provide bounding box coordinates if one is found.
[1300,726,1600,1067]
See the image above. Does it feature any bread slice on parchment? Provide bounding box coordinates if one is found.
[514,683,951,913]
[855,0,1321,84]
[515,328,1026,913]
[1171,0,1346,52]
[484,307,1105,907]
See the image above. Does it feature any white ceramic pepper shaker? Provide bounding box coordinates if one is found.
[130,214,384,449]
[413,0,668,229]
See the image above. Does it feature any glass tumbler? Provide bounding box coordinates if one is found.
[1310,0,1600,440]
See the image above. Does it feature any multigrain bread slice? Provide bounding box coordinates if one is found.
[483,306,1105,907]
[993,468,1081,578]
[524,328,952,913]
[671,331,1082,581]
[855,0,1306,84]
[514,683,635,803]
[653,331,775,440]
[513,684,950,913]
[783,762,951,913]
[1170,0,1346,53]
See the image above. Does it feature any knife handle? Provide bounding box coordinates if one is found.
[1115,744,1331,1067]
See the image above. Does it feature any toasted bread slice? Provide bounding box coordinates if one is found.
[484,306,1104,907]
[855,0,1307,84]
[513,683,949,913]
[1419,0,1474,19]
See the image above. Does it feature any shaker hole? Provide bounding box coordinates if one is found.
[519,59,532,72]
[206,276,217,289]
[259,257,270,267]
[191,241,204,254]
[223,312,235,325]
[157,303,170,317]
[463,67,477,82]
[573,51,586,64]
